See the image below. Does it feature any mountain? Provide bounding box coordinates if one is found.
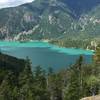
[0,0,100,40]
[59,0,100,17]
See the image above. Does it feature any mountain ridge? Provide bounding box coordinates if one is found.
[0,0,100,40]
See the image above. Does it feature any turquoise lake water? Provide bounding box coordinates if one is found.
[0,41,94,71]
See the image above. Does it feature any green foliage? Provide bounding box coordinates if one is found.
[0,0,100,40]
[64,56,84,100]
[48,73,63,100]
[50,38,91,49]
[0,53,100,100]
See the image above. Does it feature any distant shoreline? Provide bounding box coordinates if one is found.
[0,40,95,53]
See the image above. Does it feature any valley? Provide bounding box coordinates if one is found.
[0,0,100,100]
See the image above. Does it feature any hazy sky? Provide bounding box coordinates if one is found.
[0,0,33,9]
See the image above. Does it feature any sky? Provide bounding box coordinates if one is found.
[0,0,33,9]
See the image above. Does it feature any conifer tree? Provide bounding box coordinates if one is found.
[64,56,84,100]
[0,72,16,100]
[18,57,34,100]
[33,66,49,100]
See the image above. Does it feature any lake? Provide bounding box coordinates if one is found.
[0,41,94,71]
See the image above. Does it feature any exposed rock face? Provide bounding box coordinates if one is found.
[80,95,100,100]
[0,0,100,40]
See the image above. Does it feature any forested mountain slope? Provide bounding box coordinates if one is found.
[0,0,100,40]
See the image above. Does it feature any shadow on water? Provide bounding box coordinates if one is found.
[1,47,93,71]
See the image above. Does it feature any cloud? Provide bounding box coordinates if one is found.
[0,0,33,9]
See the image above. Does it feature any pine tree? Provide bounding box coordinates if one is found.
[12,86,19,100]
[18,57,34,100]
[48,73,63,100]
[33,66,49,100]
[64,56,84,100]
[0,72,16,100]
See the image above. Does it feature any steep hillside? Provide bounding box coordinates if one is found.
[0,53,25,73]
[0,0,74,40]
[0,0,100,40]
[60,0,100,17]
